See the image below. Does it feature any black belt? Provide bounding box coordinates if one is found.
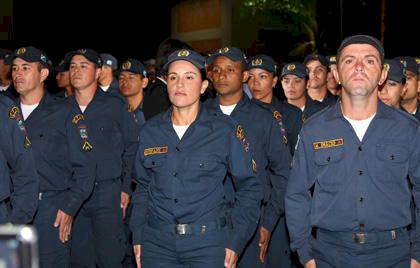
[317,227,407,244]
[147,216,227,235]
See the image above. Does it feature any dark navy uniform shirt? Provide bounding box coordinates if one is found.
[319,90,337,106]
[285,100,420,264]
[402,105,420,122]
[253,97,303,155]
[130,105,262,254]
[20,93,94,216]
[0,95,38,223]
[303,96,327,122]
[0,83,19,100]
[67,88,138,195]
[206,95,291,233]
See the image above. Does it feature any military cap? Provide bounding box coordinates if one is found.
[384,59,405,83]
[0,48,12,60]
[246,54,278,74]
[206,47,247,65]
[65,48,102,67]
[395,56,418,76]
[119,59,147,76]
[6,46,50,68]
[100,53,118,70]
[337,35,385,59]
[303,54,328,68]
[281,62,309,79]
[163,49,206,71]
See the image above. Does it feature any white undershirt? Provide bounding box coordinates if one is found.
[0,84,10,92]
[100,85,110,92]
[79,105,87,113]
[300,106,305,112]
[219,104,237,116]
[173,124,190,139]
[344,113,376,141]
[21,103,39,120]
[413,108,417,115]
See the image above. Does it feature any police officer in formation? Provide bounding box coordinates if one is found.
[285,35,420,268]
[130,49,262,267]
[9,46,94,267]
[0,33,419,268]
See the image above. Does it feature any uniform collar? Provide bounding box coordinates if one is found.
[208,93,250,115]
[157,102,212,130]
[325,99,393,121]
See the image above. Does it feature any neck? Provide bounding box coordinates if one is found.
[127,91,144,111]
[75,84,97,106]
[341,90,377,120]
[65,86,74,97]
[218,88,243,106]
[20,87,44,105]
[172,101,199,126]
[259,92,273,104]
[307,86,327,101]
[288,95,306,109]
[401,97,418,114]
[100,76,113,87]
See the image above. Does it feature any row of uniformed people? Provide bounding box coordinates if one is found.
[1,41,419,268]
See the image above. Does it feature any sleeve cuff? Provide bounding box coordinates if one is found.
[297,244,313,266]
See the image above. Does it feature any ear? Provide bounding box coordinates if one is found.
[272,76,278,88]
[95,68,102,80]
[141,77,149,89]
[200,80,209,94]
[40,68,49,83]
[242,70,249,83]
[378,65,388,86]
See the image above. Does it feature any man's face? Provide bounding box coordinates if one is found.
[119,71,145,98]
[211,56,246,96]
[12,58,47,96]
[56,71,70,89]
[99,65,112,84]
[0,59,11,81]
[306,60,327,89]
[378,79,404,107]
[281,74,307,101]
[334,44,386,98]
[401,70,419,101]
[247,68,277,101]
[69,55,100,91]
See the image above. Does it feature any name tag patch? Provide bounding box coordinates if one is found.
[144,146,168,156]
[313,138,344,150]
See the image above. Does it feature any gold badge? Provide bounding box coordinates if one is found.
[24,136,32,149]
[78,49,87,54]
[82,141,93,152]
[122,61,131,70]
[220,47,229,53]
[301,114,305,123]
[330,56,336,62]
[178,50,189,57]
[287,64,295,71]
[273,111,282,121]
[313,138,344,150]
[383,63,390,72]
[283,135,288,145]
[9,106,20,119]
[236,125,245,140]
[252,58,263,66]
[416,58,420,64]
[144,146,168,156]
[72,114,84,124]
[252,159,257,173]
[16,47,26,55]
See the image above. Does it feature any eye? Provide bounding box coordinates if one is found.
[212,67,220,74]
[248,75,254,80]
[168,74,177,81]
[295,78,302,83]
[12,66,18,71]
[260,74,268,79]
[186,75,194,80]
[367,59,375,65]
[227,67,234,73]
[344,59,352,64]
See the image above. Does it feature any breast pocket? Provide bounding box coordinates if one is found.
[376,142,409,182]
[143,155,167,172]
[314,147,344,187]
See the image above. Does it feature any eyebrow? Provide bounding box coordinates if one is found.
[70,61,90,65]
[167,71,198,76]
[12,63,32,67]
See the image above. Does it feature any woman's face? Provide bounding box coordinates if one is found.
[167,60,207,109]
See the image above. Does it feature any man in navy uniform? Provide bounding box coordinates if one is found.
[54,58,74,98]
[67,48,138,267]
[99,53,120,94]
[205,47,291,267]
[10,46,94,267]
[0,94,38,225]
[304,54,337,106]
[399,57,420,121]
[378,59,407,109]
[0,48,18,99]
[286,35,420,268]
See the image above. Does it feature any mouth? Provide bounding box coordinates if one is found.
[174,91,187,96]
[215,82,229,88]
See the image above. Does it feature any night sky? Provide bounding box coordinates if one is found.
[3,0,419,64]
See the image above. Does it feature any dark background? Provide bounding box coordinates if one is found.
[2,0,418,64]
